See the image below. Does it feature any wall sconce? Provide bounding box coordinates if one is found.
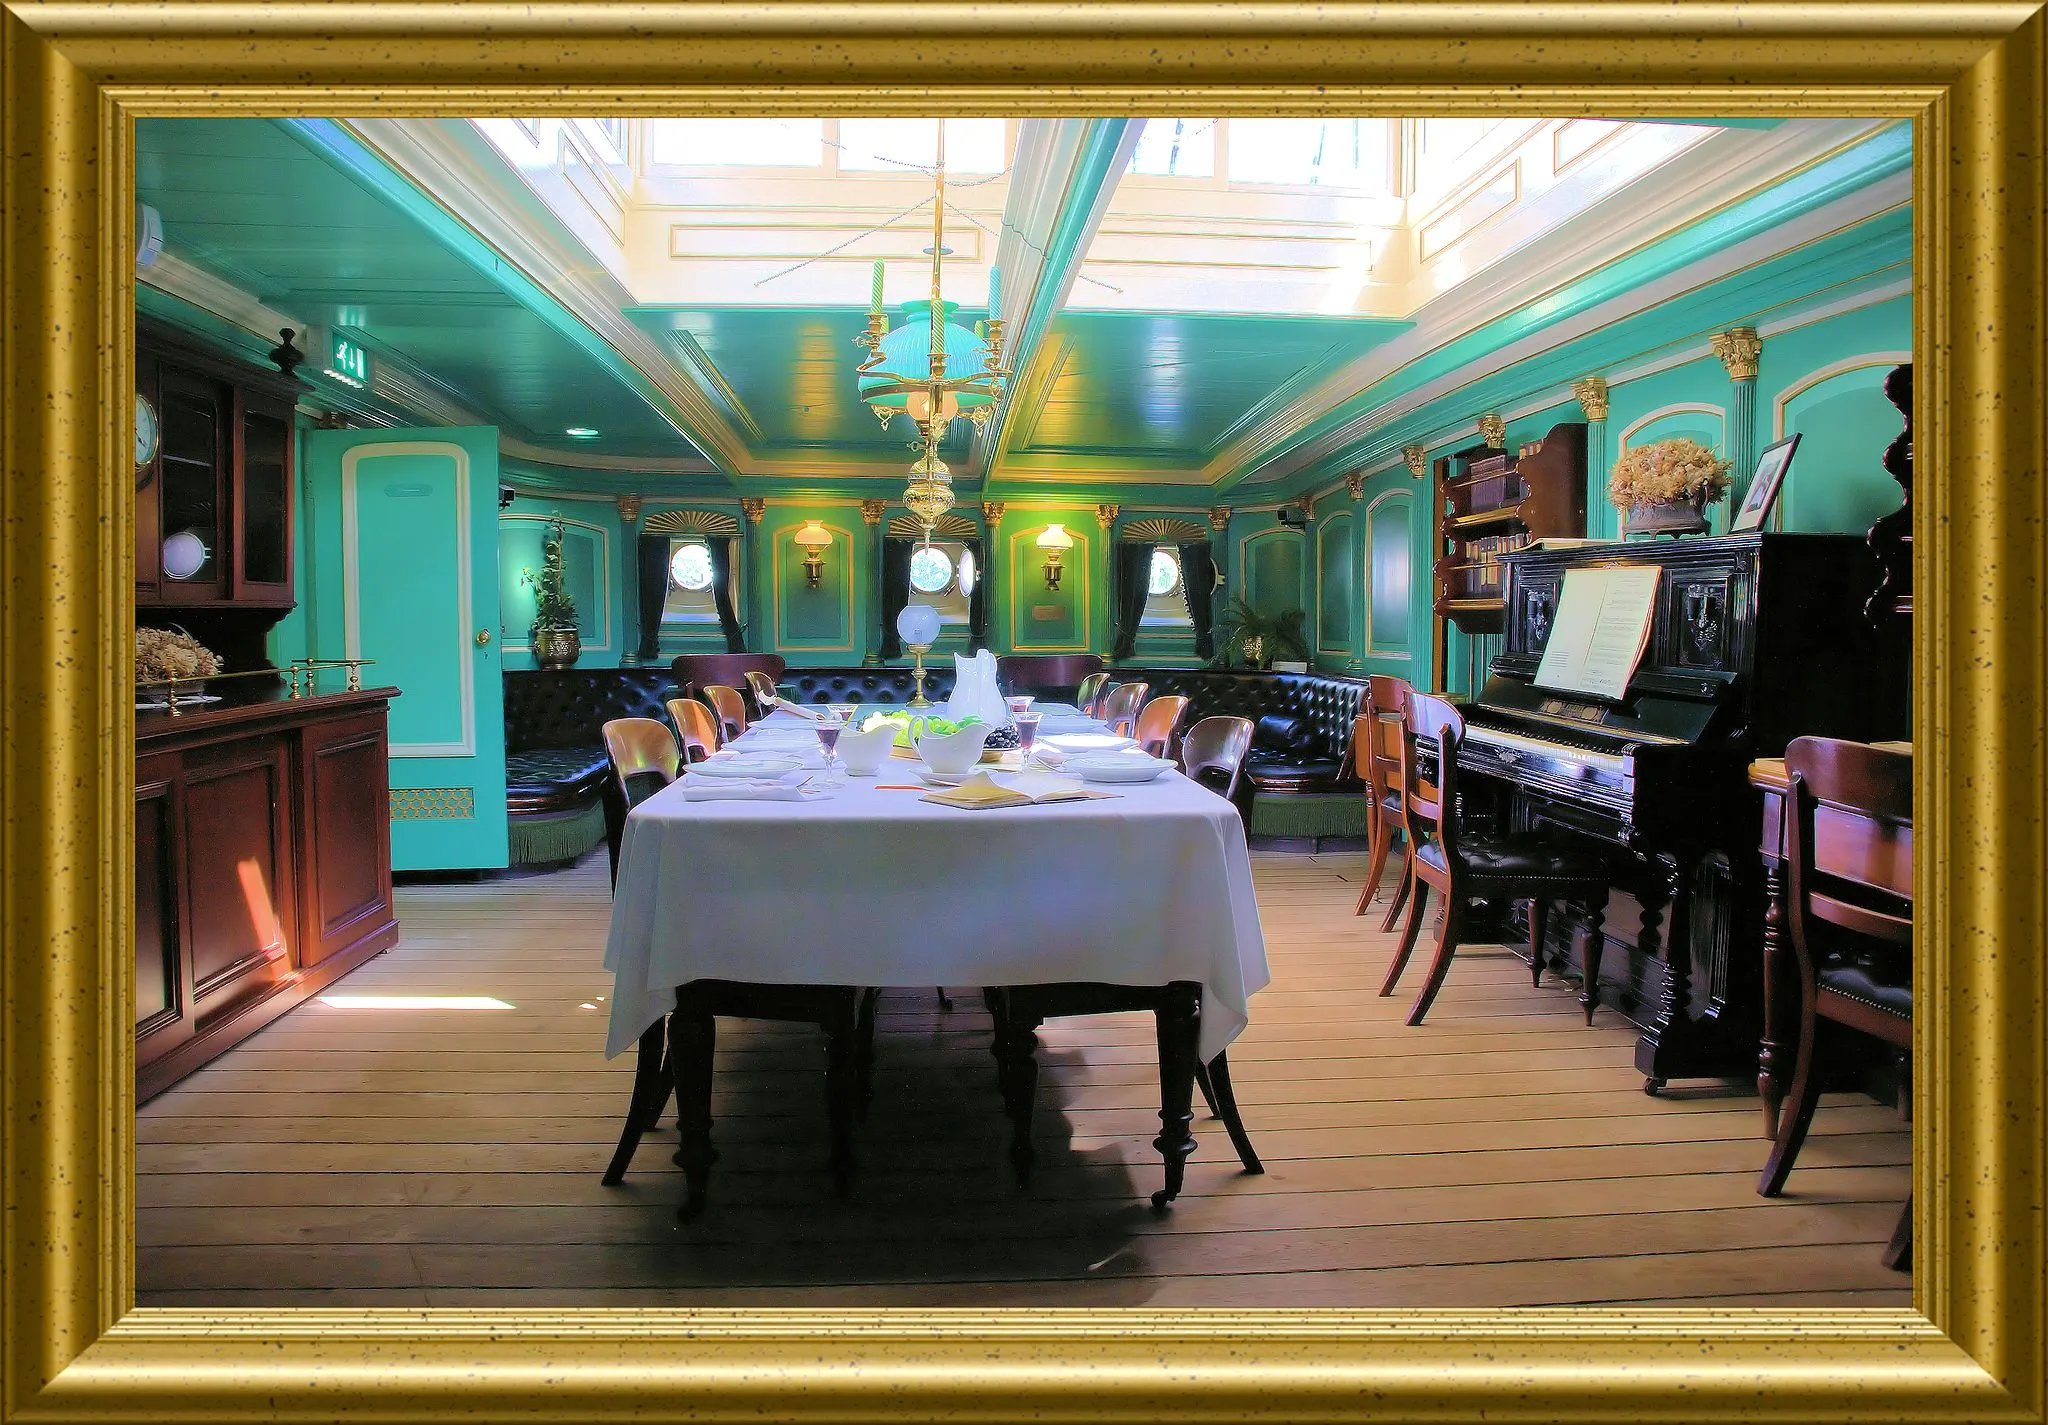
[793,520,833,588]
[1036,523,1074,590]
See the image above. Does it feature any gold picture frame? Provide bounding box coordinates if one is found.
[2,3,2042,1419]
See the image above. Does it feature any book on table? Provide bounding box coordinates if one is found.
[920,771,1114,810]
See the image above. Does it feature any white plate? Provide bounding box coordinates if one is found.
[1069,757,1172,784]
[692,754,803,778]
[1043,732,1136,752]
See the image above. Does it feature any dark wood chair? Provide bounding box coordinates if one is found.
[702,684,749,745]
[1757,736,1913,1271]
[597,718,684,1187]
[664,697,721,765]
[597,717,879,1219]
[1352,674,1414,929]
[1075,671,1111,718]
[1181,714,1255,819]
[1099,681,1150,739]
[1134,694,1191,760]
[1379,692,1612,1027]
[997,653,1105,703]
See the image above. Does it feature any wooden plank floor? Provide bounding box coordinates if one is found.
[137,849,1913,1307]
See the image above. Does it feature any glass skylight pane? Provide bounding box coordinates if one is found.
[1419,118,1501,163]
[647,118,824,168]
[1228,119,1391,191]
[1129,119,1216,178]
[839,119,1007,174]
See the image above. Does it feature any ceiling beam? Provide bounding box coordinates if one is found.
[975,118,1142,497]
[280,118,731,478]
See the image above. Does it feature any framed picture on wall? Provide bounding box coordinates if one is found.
[1732,432,1801,531]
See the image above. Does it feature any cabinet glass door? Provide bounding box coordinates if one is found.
[235,397,293,601]
[156,371,226,599]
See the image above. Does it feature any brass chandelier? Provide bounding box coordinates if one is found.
[853,122,1010,541]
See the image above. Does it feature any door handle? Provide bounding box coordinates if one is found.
[475,629,492,647]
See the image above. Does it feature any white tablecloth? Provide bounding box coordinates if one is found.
[603,711,1269,1063]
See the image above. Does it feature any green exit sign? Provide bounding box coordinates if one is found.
[327,334,370,387]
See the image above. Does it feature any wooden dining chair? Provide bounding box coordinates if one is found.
[665,697,720,765]
[742,669,781,717]
[597,718,683,1186]
[1075,671,1111,718]
[1134,694,1191,760]
[1180,714,1255,819]
[1099,681,1149,739]
[1379,692,1612,1027]
[1757,736,1913,1271]
[703,684,749,744]
[1354,675,1415,929]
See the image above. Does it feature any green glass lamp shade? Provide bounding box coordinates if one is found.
[858,300,993,410]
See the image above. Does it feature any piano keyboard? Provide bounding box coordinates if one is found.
[1462,723,1627,780]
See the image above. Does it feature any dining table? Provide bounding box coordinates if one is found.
[602,704,1271,1213]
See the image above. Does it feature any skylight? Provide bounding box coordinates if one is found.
[1228,119,1393,192]
[838,119,1007,174]
[1130,119,1216,178]
[646,118,825,169]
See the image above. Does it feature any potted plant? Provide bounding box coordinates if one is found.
[1210,596,1310,670]
[521,515,581,670]
[1608,437,1734,537]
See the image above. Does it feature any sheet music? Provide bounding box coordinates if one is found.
[1532,565,1662,702]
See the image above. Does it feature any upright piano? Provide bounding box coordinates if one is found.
[1456,532,1909,1091]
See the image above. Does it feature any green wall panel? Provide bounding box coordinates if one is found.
[1004,519,1094,652]
[498,512,609,661]
[1315,513,1354,659]
[1364,488,1417,661]
[770,513,859,655]
[1240,528,1305,621]
[1775,371,1906,533]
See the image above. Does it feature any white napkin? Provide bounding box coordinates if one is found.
[1027,743,1067,769]
[678,769,823,802]
[775,701,824,721]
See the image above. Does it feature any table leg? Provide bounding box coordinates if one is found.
[989,994,1044,1184]
[854,987,879,1124]
[822,992,859,1198]
[1758,857,1791,1138]
[1150,982,1201,1211]
[667,991,719,1222]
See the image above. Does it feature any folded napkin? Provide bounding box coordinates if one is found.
[679,768,824,802]
[1027,743,1067,769]
[774,701,824,721]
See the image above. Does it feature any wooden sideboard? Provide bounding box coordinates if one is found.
[136,687,401,1101]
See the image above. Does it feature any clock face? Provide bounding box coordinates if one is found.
[134,393,160,467]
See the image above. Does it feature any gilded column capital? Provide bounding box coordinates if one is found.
[1402,444,1429,481]
[981,500,1006,524]
[1096,503,1121,525]
[739,497,766,524]
[1711,327,1763,381]
[615,494,642,525]
[1477,413,1506,449]
[1345,471,1365,501]
[1295,493,1316,520]
[859,498,888,526]
[1571,377,1610,422]
[1208,506,1231,532]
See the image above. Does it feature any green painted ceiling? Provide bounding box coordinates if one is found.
[134,119,694,460]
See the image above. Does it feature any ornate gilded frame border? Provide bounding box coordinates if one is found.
[2,4,2042,1421]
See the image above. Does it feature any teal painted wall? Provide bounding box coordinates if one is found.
[497,497,622,669]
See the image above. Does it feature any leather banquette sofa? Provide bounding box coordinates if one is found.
[499,659,1374,862]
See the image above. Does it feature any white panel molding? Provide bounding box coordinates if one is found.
[1617,403,1728,450]
[342,441,476,758]
[1771,351,1914,438]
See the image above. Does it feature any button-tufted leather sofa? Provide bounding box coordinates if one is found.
[502,668,682,863]
[776,666,958,707]
[1107,667,1369,797]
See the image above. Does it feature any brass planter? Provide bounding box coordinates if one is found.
[533,626,582,671]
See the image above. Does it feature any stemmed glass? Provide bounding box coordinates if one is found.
[830,702,860,728]
[814,710,845,778]
[1014,711,1043,759]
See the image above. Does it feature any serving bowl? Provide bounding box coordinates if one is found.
[916,722,994,775]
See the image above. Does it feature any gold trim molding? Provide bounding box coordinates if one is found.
[886,512,980,540]
[643,507,739,536]
[1403,443,1430,480]
[2,7,2043,1423]
[1712,326,1765,381]
[1572,376,1611,422]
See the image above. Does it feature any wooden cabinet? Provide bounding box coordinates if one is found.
[135,690,399,1101]
[137,322,300,611]
[1433,421,1587,634]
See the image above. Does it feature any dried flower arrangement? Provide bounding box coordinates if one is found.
[136,626,222,683]
[1607,437,1734,512]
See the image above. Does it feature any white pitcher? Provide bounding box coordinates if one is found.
[944,648,1008,727]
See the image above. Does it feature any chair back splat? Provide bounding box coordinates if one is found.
[1355,675,1415,924]
[1181,715,1255,812]
[1099,681,1150,739]
[600,718,682,884]
[742,669,781,718]
[702,685,749,745]
[1135,694,1191,760]
[1074,671,1111,719]
[665,698,721,765]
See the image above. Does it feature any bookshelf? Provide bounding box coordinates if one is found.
[1432,420,1589,635]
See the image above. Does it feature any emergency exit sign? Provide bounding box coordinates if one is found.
[327,334,370,387]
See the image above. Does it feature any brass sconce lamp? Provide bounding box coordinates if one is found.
[793,520,832,588]
[1036,523,1074,590]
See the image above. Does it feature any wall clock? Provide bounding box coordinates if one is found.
[134,391,160,467]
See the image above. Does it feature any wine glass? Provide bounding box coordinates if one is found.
[830,702,860,728]
[1005,695,1036,722]
[1014,711,1042,758]
[814,711,844,774]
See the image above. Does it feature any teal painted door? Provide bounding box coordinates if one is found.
[306,427,508,871]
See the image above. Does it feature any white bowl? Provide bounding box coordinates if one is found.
[915,723,994,775]
[1068,755,1172,784]
[835,723,896,775]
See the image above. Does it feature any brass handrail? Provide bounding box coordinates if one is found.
[137,659,376,716]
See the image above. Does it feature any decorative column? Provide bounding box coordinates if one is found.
[981,502,1006,653]
[1095,505,1121,654]
[1208,505,1231,614]
[1346,473,1365,670]
[860,498,888,665]
[615,494,642,663]
[1477,413,1506,451]
[739,498,766,653]
[1712,327,1764,507]
[1572,376,1610,538]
